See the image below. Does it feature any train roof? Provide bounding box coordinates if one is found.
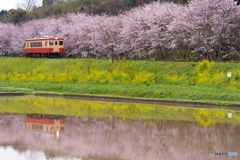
[25,36,64,41]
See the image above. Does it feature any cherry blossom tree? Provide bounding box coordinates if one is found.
[60,13,96,57]
[120,6,153,59]
[91,15,123,60]
[0,0,240,61]
[0,23,16,55]
[170,0,240,61]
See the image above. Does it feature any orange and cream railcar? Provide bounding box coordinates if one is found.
[25,36,64,58]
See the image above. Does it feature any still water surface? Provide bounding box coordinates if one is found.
[0,98,239,160]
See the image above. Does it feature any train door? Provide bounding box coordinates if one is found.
[54,40,58,53]
[44,41,47,54]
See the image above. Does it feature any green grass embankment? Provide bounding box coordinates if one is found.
[0,58,240,105]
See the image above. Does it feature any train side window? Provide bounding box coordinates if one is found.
[49,41,53,46]
[59,41,63,45]
[45,41,47,46]
[55,41,58,45]
[51,127,55,132]
[27,42,29,47]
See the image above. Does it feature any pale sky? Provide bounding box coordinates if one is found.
[0,0,42,11]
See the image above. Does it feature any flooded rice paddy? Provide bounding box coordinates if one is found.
[0,97,240,160]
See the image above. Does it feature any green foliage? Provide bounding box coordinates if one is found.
[8,9,27,24]
[42,0,54,7]
[120,60,137,80]
[0,10,8,16]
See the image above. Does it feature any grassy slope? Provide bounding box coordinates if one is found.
[1,82,240,105]
[0,58,240,105]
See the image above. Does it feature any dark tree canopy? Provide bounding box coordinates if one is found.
[234,0,240,5]
[0,10,8,16]
[9,9,27,24]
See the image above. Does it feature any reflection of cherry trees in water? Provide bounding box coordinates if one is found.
[0,113,240,160]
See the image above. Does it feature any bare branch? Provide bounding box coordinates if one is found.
[19,0,41,11]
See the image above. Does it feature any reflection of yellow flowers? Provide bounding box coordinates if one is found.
[194,109,214,126]
[193,109,225,126]
[0,98,237,126]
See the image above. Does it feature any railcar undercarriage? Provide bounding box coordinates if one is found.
[26,53,63,58]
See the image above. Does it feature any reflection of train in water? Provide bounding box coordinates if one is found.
[26,114,65,139]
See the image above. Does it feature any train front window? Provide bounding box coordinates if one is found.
[59,41,63,45]
[49,41,53,46]
[55,41,58,45]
